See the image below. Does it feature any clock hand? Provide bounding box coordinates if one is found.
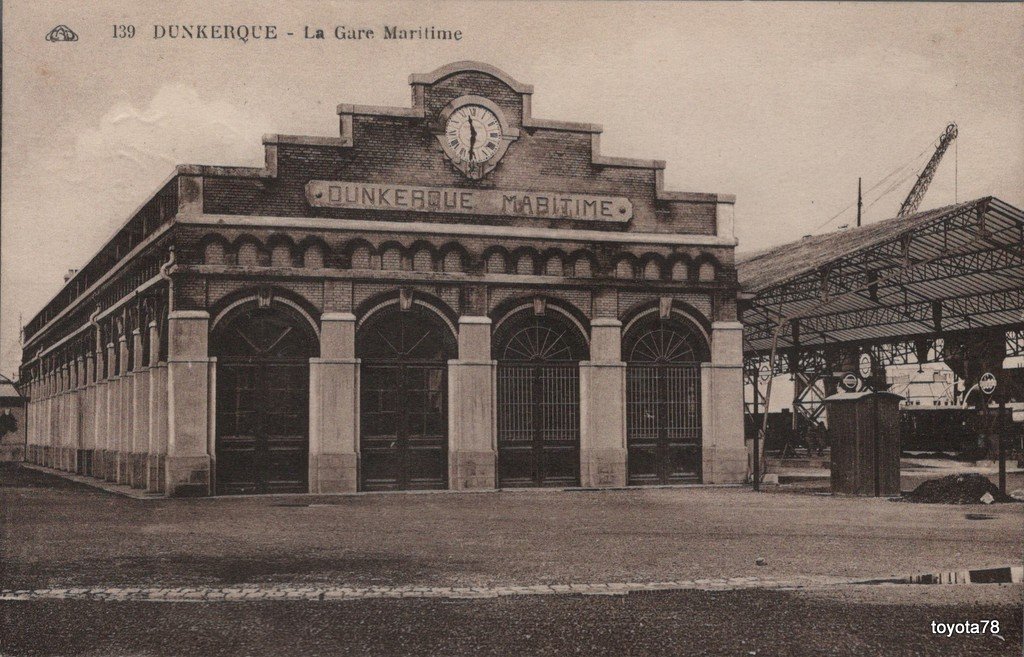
[467,116,477,160]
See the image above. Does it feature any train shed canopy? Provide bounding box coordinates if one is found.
[738,197,1024,354]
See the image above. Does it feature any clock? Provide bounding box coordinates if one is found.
[445,105,503,164]
[435,96,518,179]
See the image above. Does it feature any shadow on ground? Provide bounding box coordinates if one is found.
[1,589,1020,657]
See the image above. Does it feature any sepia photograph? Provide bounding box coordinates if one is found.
[1,1,1022,655]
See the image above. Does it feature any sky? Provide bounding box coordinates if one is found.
[2,1,1023,377]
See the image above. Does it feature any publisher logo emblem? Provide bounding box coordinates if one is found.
[45,25,79,42]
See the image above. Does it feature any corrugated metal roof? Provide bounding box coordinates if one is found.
[738,199,983,293]
[740,197,1024,353]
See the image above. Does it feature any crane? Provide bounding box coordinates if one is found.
[897,123,958,218]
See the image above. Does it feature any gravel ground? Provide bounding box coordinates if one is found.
[1,588,1020,657]
[2,464,1021,590]
[3,464,1022,656]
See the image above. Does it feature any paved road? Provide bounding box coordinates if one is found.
[2,588,1020,657]
[3,465,1021,590]
[3,464,1021,656]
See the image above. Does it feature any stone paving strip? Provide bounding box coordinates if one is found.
[0,576,867,602]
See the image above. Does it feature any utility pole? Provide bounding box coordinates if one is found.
[856,177,862,227]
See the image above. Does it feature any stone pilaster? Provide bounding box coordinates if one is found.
[166,310,213,496]
[701,321,746,483]
[308,312,359,493]
[117,334,130,484]
[147,321,167,493]
[59,364,70,470]
[59,365,69,468]
[579,318,627,488]
[448,316,497,490]
[94,348,108,479]
[67,357,82,473]
[104,342,119,482]
[82,353,95,476]
[131,329,149,488]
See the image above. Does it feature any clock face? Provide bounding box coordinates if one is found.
[445,105,503,163]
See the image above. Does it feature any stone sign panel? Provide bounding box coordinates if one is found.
[305,180,633,222]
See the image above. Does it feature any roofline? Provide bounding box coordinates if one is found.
[21,170,182,337]
[24,62,737,343]
[409,61,535,94]
[737,197,1008,293]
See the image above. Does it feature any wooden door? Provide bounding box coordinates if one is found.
[214,305,315,495]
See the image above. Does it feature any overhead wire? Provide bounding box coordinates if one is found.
[809,136,939,233]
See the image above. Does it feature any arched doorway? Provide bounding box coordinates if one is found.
[357,304,456,491]
[494,308,588,487]
[624,313,708,485]
[212,302,318,495]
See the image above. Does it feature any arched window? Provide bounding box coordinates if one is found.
[357,303,456,491]
[211,302,318,495]
[623,313,709,486]
[493,307,588,488]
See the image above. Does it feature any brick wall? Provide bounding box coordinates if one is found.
[203,68,719,236]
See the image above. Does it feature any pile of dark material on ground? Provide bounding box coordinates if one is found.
[903,473,1014,504]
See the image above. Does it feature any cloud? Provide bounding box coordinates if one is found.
[67,84,272,211]
[2,85,273,374]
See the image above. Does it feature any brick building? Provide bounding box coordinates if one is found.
[20,62,746,496]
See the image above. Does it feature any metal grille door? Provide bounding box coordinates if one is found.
[627,364,702,484]
[495,313,586,488]
[624,317,708,485]
[498,363,580,487]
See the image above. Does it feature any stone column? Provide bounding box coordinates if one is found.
[59,364,69,468]
[30,377,38,463]
[42,369,51,466]
[68,357,82,473]
[166,310,213,496]
[45,370,52,465]
[39,371,46,464]
[579,318,627,487]
[102,342,117,481]
[308,312,359,493]
[47,368,55,467]
[52,366,60,468]
[60,364,68,469]
[701,321,747,483]
[25,379,33,463]
[51,368,59,467]
[82,353,95,476]
[448,316,497,490]
[33,376,42,463]
[58,363,67,469]
[38,374,46,465]
[117,334,131,484]
[147,321,167,493]
[29,377,36,463]
[131,329,149,488]
[58,364,69,469]
[94,348,108,479]
[48,369,55,465]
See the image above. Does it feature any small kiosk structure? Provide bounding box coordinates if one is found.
[825,391,903,496]
[0,378,27,462]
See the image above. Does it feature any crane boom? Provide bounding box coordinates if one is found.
[898,123,958,218]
